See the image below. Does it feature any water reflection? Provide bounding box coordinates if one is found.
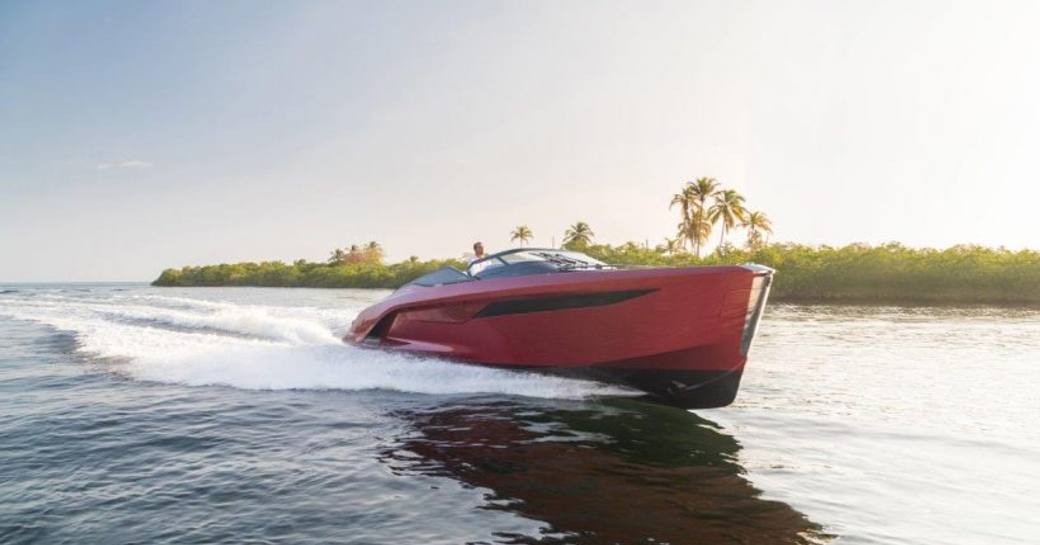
[383,397,829,545]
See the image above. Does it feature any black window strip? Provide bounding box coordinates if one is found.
[474,289,657,318]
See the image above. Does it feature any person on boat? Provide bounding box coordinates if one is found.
[466,242,491,275]
[469,242,486,264]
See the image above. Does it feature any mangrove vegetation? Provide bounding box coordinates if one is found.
[153,177,1040,306]
[153,242,1040,306]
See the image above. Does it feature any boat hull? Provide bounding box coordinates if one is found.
[509,361,746,409]
[347,265,772,409]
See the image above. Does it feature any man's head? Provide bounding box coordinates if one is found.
[473,242,485,258]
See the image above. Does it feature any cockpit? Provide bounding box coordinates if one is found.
[404,249,611,288]
[468,249,609,278]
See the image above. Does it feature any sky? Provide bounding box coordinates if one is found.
[2,0,1039,281]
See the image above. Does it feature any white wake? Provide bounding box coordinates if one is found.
[0,288,630,399]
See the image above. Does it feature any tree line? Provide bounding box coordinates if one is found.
[153,176,1040,305]
[153,241,1040,306]
[154,254,464,289]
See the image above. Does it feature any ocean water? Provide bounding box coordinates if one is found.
[1,284,1037,545]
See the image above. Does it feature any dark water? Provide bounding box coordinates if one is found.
[1,285,1037,545]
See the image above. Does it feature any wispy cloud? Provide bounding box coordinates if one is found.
[96,160,153,170]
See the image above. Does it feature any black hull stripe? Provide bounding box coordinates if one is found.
[483,363,745,409]
[474,289,657,318]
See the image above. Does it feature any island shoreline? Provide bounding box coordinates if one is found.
[152,242,1040,308]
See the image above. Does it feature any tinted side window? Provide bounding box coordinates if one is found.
[474,261,558,279]
[408,267,472,287]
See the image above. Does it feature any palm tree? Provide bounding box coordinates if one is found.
[670,185,696,224]
[563,221,595,248]
[510,225,534,247]
[671,177,720,256]
[328,248,346,264]
[670,185,698,252]
[363,241,384,263]
[688,177,720,210]
[708,189,748,249]
[744,211,773,249]
[687,178,719,256]
[685,209,712,255]
[658,237,682,255]
[344,244,364,264]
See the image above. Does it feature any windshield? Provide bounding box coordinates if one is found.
[467,249,609,278]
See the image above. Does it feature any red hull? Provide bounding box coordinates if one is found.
[347,265,772,408]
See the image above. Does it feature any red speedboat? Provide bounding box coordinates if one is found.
[346,249,773,409]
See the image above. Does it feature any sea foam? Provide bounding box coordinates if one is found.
[0,290,631,399]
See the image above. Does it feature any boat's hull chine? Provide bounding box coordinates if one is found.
[524,363,746,409]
